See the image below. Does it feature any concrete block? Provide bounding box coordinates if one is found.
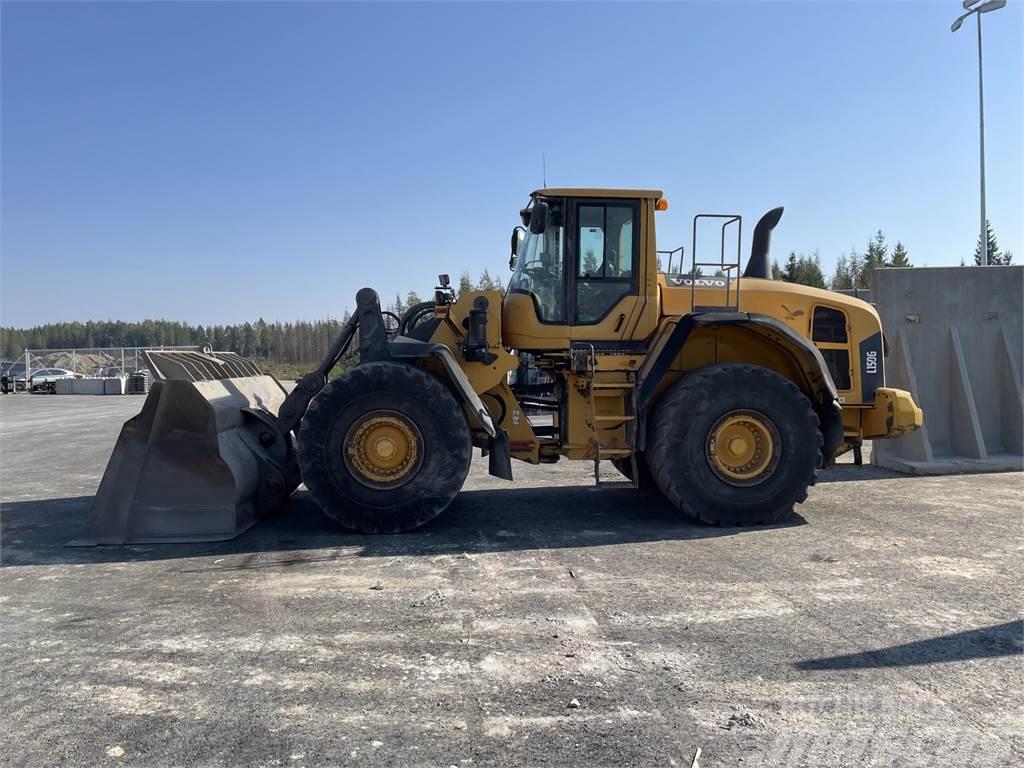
[55,379,75,395]
[103,378,126,395]
[872,266,1023,474]
[72,378,107,395]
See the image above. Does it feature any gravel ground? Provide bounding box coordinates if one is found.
[1,394,1022,767]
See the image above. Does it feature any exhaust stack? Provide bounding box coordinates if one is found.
[743,207,784,279]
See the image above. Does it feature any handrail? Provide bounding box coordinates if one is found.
[690,214,743,312]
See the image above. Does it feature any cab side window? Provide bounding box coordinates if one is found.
[812,306,851,390]
[575,203,636,324]
[508,203,566,322]
[812,307,848,343]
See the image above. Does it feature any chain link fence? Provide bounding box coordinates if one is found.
[2,346,198,392]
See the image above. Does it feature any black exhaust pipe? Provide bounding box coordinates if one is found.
[743,207,784,279]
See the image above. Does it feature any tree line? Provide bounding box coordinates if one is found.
[0,318,353,365]
[0,270,510,363]
[771,220,1013,291]
[770,230,912,291]
[384,269,506,317]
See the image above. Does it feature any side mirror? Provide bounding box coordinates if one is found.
[510,227,525,256]
[529,201,549,235]
[510,226,525,269]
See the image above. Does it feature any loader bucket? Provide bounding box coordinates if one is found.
[72,350,300,545]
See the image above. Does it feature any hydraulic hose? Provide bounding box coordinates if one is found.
[399,302,436,336]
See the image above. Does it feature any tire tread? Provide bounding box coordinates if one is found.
[647,363,821,527]
[296,362,472,533]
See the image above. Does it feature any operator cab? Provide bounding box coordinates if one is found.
[503,188,663,350]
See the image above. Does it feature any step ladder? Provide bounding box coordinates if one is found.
[584,346,639,489]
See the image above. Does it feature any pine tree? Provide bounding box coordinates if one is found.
[771,260,783,280]
[889,241,911,268]
[457,272,474,298]
[478,269,497,291]
[405,290,423,309]
[782,252,800,283]
[830,252,853,290]
[802,251,827,289]
[257,319,270,357]
[241,322,255,357]
[974,220,998,265]
[863,230,888,270]
[858,230,888,289]
[849,253,860,286]
[582,248,599,276]
[781,251,826,289]
[974,220,1014,265]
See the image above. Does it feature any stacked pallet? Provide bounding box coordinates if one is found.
[127,371,150,395]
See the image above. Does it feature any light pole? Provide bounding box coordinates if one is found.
[951,0,1007,266]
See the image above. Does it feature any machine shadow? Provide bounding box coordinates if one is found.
[1,485,805,567]
[794,620,1023,670]
[815,464,1014,484]
[815,464,907,483]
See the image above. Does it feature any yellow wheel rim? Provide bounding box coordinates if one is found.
[344,411,422,488]
[706,410,779,485]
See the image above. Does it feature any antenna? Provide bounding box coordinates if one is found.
[542,153,547,188]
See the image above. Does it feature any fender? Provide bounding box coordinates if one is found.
[389,338,513,480]
[278,287,512,479]
[359,289,512,479]
[635,311,843,462]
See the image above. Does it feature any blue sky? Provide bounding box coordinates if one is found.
[2,1,1021,327]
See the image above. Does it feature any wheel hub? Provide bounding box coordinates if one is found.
[706,410,780,486]
[372,436,397,460]
[344,411,423,489]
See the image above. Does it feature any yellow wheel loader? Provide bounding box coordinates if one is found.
[79,188,922,543]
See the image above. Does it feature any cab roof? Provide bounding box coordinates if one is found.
[532,187,664,200]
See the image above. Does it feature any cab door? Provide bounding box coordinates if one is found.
[569,198,658,343]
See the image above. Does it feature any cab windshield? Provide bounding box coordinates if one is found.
[508,203,565,322]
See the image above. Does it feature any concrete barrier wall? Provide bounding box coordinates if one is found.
[53,378,127,395]
[872,266,1023,474]
[832,288,873,304]
[73,378,108,395]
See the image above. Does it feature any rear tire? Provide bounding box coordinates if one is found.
[647,363,821,526]
[296,361,472,533]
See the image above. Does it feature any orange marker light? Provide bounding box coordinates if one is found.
[655,198,669,211]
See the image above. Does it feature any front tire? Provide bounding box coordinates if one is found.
[296,361,472,533]
[647,363,821,526]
